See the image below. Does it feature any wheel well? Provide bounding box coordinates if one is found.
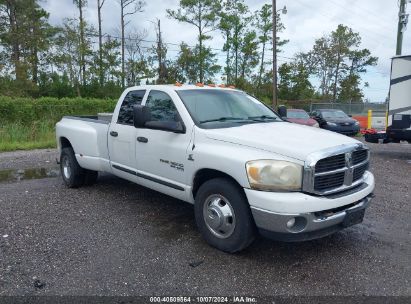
[192,169,243,199]
[60,137,72,150]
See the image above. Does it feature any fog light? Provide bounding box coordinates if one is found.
[286,218,296,228]
[286,216,307,233]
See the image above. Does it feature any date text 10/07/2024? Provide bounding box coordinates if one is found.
[149,296,258,303]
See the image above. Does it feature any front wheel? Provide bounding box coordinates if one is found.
[194,178,256,253]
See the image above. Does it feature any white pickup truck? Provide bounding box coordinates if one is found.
[56,85,375,252]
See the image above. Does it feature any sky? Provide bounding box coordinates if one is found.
[41,0,411,103]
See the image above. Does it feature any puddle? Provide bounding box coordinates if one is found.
[0,167,60,182]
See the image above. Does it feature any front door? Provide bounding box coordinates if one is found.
[135,90,193,200]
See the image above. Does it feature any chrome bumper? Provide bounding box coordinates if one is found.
[251,193,373,242]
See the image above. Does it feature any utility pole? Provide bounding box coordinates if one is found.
[396,0,409,55]
[157,19,164,84]
[272,0,277,110]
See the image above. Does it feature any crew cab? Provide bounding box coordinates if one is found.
[56,85,375,252]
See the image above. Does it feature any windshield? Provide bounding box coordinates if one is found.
[321,110,349,119]
[287,110,309,119]
[177,89,279,128]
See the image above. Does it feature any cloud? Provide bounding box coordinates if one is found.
[41,0,410,102]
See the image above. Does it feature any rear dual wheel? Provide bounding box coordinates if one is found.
[60,147,98,188]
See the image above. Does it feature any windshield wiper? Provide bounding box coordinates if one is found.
[200,117,247,124]
[248,115,278,121]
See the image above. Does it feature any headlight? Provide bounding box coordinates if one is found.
[354,121,360,125]
[313,122,319,128]
[327,122,337,126]
[246,160,303,191]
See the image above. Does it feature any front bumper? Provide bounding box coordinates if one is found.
[323,124,360,135]
[246,172,375,241]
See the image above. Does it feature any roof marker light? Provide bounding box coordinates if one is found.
[175,82,183,87]
[196,82,204,87]
[218,84,226,88]
[207,83,216,87]
[228,85,235,89]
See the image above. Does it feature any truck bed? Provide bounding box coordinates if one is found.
[63,115,111,124]
[56,116,111,172]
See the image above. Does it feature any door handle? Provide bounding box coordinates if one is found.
[110,131,118,137]
[137,137,148,143]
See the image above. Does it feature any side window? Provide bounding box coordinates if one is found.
[117,90,146,125]
[145,90,179,122]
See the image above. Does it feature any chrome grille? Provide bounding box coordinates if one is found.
[353,163,369,182]
[303,144,370,195]
[352,149,368,164]
[315,154,346,173]
[314,172,345,191]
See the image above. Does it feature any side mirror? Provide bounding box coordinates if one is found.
[277,105,287,119]
[348,114,352,117]
[133,105,151,128]
[145,120,185,133]
[133,105,185,133]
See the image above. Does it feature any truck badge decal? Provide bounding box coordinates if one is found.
[160,159,184,171]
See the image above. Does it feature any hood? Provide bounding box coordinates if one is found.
[204,122,359,161]
[287,118,318,126]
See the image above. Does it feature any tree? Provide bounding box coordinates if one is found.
[53,18,94,96]
[303,24,377,102]
[218,1,238,84]
[225,0,248,84]
[97,0,106,86]
[238,30,259,81]
[73,0,87,86]
[278,59,315,100]
[101,36,122,83]
[118,0,145,88]
[0,0,55,85]
[254,4,287,90]
[338,74,363,102]
[167,0,220,83]
[329,25,360,101]
[338,49,377,102]
[124,29,150,86]
[25,3,56,84]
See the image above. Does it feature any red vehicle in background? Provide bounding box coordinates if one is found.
[285,109,319,128]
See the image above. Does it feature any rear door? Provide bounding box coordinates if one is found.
[108,89,146,176]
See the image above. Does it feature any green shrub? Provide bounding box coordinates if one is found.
[0,96,117,151]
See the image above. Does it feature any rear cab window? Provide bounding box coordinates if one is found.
[117,90,146,125]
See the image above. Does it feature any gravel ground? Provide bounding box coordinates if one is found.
[0,149,58,171]
[0,142,410,297]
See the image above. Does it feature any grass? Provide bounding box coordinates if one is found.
[0,121,57,152]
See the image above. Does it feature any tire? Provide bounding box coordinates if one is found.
[60,147,85,188]
[194,178,256,253]
[84,170,98,186]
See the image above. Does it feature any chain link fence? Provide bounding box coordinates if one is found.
[310,102,387,116]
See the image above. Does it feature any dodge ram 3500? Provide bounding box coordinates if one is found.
[56,85,375,252]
